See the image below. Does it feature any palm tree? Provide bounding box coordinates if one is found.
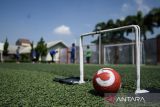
[124,12,147,39]
[93,8,160,64]
[124,11,156,40]
[94,19,125,64]
[144,13,154,32]
[136,11,148,40]
[94,22,106,31]
[149,8,160,27]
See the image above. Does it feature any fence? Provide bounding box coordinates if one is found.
[72,38,159,65]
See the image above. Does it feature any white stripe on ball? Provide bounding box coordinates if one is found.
[96,69,115,87]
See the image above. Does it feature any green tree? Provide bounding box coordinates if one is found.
[135,11,148,40]
[35,37,47,61]
[94,19,126,44]
[3,38,9,56]
[30,41,34,60]
[149,8,160,27]
[93,8,160,64]
[125,11,147,40]
[94,22,106,31]
[144,8,160,35]
[94,19,124,64]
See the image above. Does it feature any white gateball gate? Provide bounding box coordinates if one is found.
[79,25,149,94]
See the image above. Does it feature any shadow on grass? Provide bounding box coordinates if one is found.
[53,76,91,85]
[88,89,105,97]
[146,87,160,93]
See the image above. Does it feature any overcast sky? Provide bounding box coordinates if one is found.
[0,0,160,45]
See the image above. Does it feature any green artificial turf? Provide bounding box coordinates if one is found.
[0,63,160,107]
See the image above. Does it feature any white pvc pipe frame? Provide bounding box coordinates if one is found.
[79,25,149,94]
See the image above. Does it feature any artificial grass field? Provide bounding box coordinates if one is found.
[0,63,160,106]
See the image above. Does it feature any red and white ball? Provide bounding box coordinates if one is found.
[93,68,121,93]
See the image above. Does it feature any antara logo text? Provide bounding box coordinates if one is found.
[116,96,145,103]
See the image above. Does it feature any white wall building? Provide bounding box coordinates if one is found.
[44,41,68,62]
[7,40,68,63]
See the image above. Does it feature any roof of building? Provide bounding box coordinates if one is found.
[47,40,68,48]
[16,38,31,45]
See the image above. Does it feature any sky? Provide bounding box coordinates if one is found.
[0,0,160,46]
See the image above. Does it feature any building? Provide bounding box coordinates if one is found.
[7,40,68,63]
[0,42,4,62]
[44,41,68,63]
[16,38,31,47]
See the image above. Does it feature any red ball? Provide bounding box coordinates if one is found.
[93,68,121,93]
